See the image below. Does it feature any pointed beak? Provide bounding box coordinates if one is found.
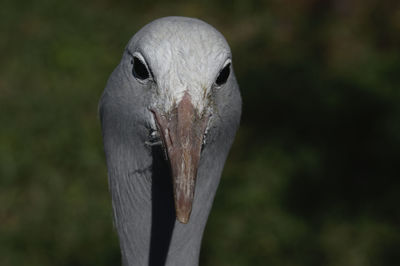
[151,92,210,224]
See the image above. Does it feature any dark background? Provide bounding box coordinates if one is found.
[1,0,400,265]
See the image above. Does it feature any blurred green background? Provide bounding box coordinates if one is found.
[1,0,400,265]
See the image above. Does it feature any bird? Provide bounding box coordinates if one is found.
[99,16,241,266]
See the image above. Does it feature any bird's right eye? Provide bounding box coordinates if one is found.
[131,56,150,80]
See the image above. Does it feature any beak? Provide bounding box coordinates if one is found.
[151,92,210,224]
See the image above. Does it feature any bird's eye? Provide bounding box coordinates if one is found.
[132,56,150,80]
[215,63,231,86]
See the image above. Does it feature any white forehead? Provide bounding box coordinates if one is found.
[128,17,231,111]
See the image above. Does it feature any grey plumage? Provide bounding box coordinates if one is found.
[99,17,241,266]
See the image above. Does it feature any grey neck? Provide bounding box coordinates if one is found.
[109,144,222,266]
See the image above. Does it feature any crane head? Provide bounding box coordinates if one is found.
[101,17,240,224]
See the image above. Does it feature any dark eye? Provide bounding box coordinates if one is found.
[132,56,150,80]
[215,63,231,86]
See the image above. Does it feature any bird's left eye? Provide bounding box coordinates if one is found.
[215,63,231,86]
[131,56,150,81]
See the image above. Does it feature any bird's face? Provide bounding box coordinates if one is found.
[103,17,238,224]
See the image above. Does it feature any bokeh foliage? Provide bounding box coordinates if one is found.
[1,0,400,265]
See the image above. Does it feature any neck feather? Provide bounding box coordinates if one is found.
[109,145,221,266]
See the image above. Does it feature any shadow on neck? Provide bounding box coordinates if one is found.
[149,145,176,266]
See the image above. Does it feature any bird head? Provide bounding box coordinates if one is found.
[100,17,240,224]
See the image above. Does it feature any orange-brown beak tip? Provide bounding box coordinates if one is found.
[177,217,189,224]
[176,209,191,224]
